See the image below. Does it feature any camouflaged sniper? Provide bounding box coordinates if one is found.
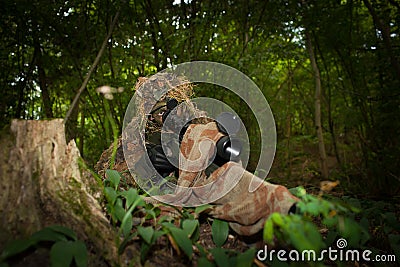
[119,73,298,235]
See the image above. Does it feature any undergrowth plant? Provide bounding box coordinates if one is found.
[103,169,256,266]
[262,186,373,266]
[0,225,87,267]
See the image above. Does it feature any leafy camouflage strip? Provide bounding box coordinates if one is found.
[144,122,299,235]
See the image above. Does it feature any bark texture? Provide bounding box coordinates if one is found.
[0,119,140,266]
[305,30,329,179]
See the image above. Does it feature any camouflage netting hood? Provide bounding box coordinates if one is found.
[122,73,209,184]
[95,73,201,185]
[128,73,207,134]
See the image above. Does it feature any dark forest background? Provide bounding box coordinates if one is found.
[1,0,400,203]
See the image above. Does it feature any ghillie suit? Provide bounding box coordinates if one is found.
[96,73,298,236]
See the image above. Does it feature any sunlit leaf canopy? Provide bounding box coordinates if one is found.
[1,0,399,196]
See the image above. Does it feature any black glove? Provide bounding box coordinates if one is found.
[146,144,177,177]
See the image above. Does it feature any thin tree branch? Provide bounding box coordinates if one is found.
[64,10,120,124]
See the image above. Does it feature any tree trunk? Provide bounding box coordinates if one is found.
[305,30,329,179]
[34,44,54,119]
[285,61,293,179]
[0,119,140,266]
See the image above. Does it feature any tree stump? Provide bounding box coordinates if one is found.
[0,119,140,266]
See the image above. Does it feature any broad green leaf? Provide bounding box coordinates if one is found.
[195,243,208,257]
[152,230,166,242]
[210,248,229,267]
[104,187,117,205]
[119,188,138,208]
[46,225,77,241]
[235,248,255,267]
[197,257,215,267]
[0,239,36,261]
[194,204,213,214]
[198,257,215,267]
[289,186,306,197]
[322,216,338,227]
[339,217,362,247]
[158,215,173,224]
[271,213,284,226]
[288,220,322,252]
[70,240,87,267]
[140,242,151,263]
[303,202,320,215]
[50,241,74,267]
[105,169,121,189]
[263,218,274,243]
[288,231,313,252]
[114,198,126,222]
[144,209,157,220]
[31,228,68,242]
[161,222,176,229]
[168,227,193,259]
[212,219,229,247]
[182,219,199,239]
[119,195,145,237]
[138,226,154,244]
[121,213,133,237]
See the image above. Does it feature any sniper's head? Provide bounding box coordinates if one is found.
[133,73,208,134]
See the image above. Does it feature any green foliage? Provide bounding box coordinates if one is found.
[346,197,400,259]
[264,212,324,252]
[194,204,213,214]
[211,219,229,247]
[50,240,87,267]
[163,222,194,259]
[105,169,121,191]
[263,187,371,265]
[103,168,198,261]
[137,226,154,244]
[198,248,256,267]
[0,225,87,267]
[102,169,258,266]
[210,248,229,267]
[103,170,145,237]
